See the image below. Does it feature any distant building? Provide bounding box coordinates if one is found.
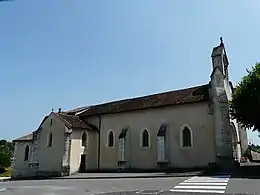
[12,39,248,178]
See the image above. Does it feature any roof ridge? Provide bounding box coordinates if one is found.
[65,106,90,113]
[13,132,33,142]
[57,112,81,119]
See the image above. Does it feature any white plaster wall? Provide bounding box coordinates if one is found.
[37,113,65,174]
[96,102,215,170]
[69,130,86,173]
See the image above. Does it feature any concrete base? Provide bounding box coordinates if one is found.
[0,177,11,182]
[36,171,61,178]
[61,166,70,176]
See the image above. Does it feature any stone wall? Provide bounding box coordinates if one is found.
[238,124,248,155]
[12,143,18,170]
[31,130,40,163]
[61,132,71,176]
[250,149,260,162]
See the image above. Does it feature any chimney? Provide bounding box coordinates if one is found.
[58,108,61,113]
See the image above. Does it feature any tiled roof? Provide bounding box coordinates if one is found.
[13,84,210,142]
[13,133,33,142]
[13,113,97,142]
[79,84,210,116]
[55,113,96,130]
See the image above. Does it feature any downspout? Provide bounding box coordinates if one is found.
[97,115,101,171]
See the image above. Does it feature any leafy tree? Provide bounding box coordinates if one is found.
[0,140,14,169]
[0,140,7,145]
[229,62,260,132]
[0,153,11,169]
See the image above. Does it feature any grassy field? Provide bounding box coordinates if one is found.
[0,167,12,177]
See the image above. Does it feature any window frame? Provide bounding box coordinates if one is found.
[140,128,150,148]
[180,125,193,148]
[24,144,30,161]
[47,132,53,148]
[107,129,115,148]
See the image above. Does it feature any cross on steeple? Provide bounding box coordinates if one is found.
[220,37,224,46]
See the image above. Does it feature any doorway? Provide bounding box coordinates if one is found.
[79,154,86,173]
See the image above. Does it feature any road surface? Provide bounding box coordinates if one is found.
[0,174,258,195]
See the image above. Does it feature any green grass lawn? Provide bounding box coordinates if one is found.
[0,167,12,177]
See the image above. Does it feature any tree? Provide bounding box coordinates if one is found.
[0,153,11,169]
[0,140,14,169]
[229,62,260,132]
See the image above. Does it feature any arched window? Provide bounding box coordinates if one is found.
[181,126,192,147]
[81,132,87,147]
[24,145,29,161]
[107,130,114,147]
[141,129,150,147]
[48,132,53,147]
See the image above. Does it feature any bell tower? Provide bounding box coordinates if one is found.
[210,38,234,169]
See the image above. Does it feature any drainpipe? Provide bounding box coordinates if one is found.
[97,115,101,171]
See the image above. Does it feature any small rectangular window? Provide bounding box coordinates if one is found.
[47,132,53,147]
[208,103,213,115]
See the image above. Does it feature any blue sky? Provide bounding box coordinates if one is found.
[0,0,259,144]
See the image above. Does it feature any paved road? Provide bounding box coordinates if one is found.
[0,175,258,195]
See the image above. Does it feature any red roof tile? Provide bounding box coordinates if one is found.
[55,113,97,130]
[79,84,210,116]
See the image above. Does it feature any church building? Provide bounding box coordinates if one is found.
[11,39,248,178]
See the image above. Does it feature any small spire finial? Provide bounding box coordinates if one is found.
[51,108,54,112]
[220,37,223,46]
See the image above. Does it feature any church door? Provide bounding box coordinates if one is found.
[79,154,86,172]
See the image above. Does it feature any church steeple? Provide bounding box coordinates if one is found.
[210,38,234,168]
[211,37,229,80]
